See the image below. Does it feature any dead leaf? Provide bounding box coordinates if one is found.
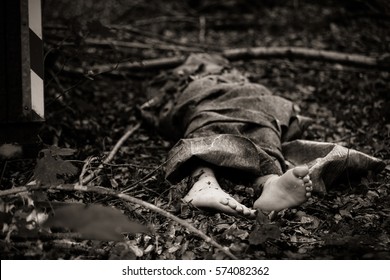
[255,210,272,224]
[290,234,298,243]
[249,224,281,245]
[109,242,136,260]
[339,209,353,219]
[126,240,144,257]
[144,244,155,254]
[167,244,181,253]
[182,251,196,260]
[334,213,342,223]
[34,148,78,185]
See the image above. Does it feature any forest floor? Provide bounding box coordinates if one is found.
[1,0,390,259]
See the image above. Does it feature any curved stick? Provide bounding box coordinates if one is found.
[80,123,141,185]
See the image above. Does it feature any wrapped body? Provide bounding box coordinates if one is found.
[141,54,384,192]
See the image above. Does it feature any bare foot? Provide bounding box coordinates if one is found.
[183,167,256,218]
[253,165,312,212]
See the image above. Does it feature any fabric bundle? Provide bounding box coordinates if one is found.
[141,53,385,193]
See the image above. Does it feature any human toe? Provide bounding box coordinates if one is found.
[219,198,237,210]
[235,203,247,213]
[226,199,237,209]
[304,179,312,186]
[220,198,229,205]
[220,198,241,211]
[302,175,311,183]
[292,165,309,178]
[242,207,253,216]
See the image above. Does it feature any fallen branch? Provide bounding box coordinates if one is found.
[0,183,238,260]
[60,56,187,76]
[62,47,390,76]
[223,47,390,69]
[84,38,203,53]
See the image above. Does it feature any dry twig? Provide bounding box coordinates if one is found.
[223,47,389,69]
[80,123,141,185]
[85,38,202,53]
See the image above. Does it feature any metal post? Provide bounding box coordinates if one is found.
[0,0,44,145]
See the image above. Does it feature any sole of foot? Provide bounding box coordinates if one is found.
[253,165,312,212]
[183,168,256,218]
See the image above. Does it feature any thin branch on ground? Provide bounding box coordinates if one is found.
[102,162,156,169]
[66,56,188,76]
[80,123,141,185]
[131,15,197,26]
[0,183,238,260]
[61,47,390,76]
[109,24,222,52]
[45,78,88,107]
[120,159,168,193]
[79,156,99,184]
[85,38,203,53]
[120,144,184,193]
[222,47,390,69]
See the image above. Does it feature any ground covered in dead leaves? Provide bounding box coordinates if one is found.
[1,0,390,259]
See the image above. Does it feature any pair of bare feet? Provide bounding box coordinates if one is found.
[183,165,313,218]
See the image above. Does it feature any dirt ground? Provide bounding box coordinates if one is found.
[1,0,390,259]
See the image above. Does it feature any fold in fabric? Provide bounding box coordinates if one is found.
[141,53,385,193]
[282,140,385,192]
[165,134,280,184]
